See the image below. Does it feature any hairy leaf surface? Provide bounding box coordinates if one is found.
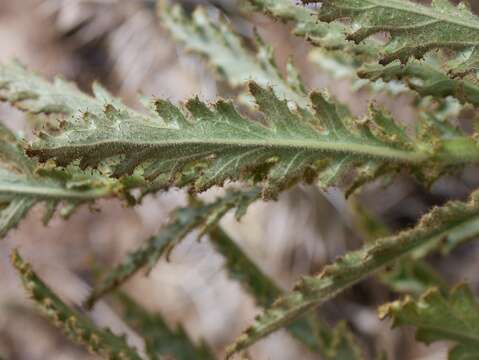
[3,63,479,198]
[248,0,343,48]
[0,61,151,123]
[11,250,142,360]
[226,190,479,356]
[379,284,479,360]
[350,198,447,295]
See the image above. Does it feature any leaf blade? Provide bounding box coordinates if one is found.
[11,250,142,360]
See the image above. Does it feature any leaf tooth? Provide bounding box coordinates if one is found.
[185,96,214,122]
[213,99,259,133]
[113,148,157,177]
[154,98,191,129]
[248,82,300,134]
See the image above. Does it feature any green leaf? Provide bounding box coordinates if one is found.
[309,48,408,95]
[379,284,479,360]
[11,250,142,360]
[315,321,366,360]
[0,122,120,238]
[114,293,215,360]
[358,60,479,108]
[0,60,152,123]
[85,189,260,308]
[247,0,376,54]
[379,259,447,296]
[226,190,479,356]
[252,0,479,107]
[3,63,479,198]
[160,4,309,108]
[312,0,479,76]
[209,227,281,308]
[350,198,447,295]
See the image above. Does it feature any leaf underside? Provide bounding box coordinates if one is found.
[3,62,479,200]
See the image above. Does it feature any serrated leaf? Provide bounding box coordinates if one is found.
[246,0,387,95]
[0,122,120,238]
[252,0,478,108]
[160,4,309,108]
[115,293,215,360]
[0,61,154,124]
[3,63,479,199]
[85,189,260,308]
[226,190,479,356]
[379,284,479,360]
[350,198,447,295]
[359,60,479,108]
[311,0,479,77]
[11,250,142,360]
[247,0,376,54]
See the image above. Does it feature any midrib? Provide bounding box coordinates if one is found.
[0,183,111,199]
[47,137,426,163]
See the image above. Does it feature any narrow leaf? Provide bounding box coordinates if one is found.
[115,293,215,360]
[208,227,281,308]
[85,189,260,308]
[11,250,142,360]
[160,4,309,108]
[310,0,479,76]
[247,0,376,54]
[350,198,447,295]
[359,61,479,108]
[226,190,479,356]
[209,227,328,353]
